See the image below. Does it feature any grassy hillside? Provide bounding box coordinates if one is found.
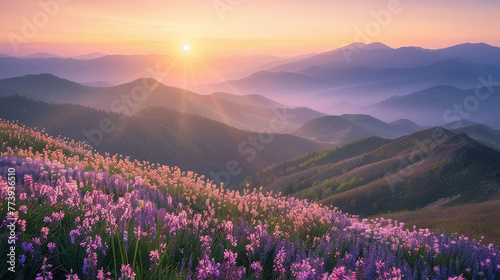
[377,199,500,244]
[245,128,500,217]
[240,137,390,189]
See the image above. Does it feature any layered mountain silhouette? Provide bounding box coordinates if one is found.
[3,42,500,128]
[203,43,500,119]
[269,42,500,71]
[0,74,325,133]
[367,85,500,125]
[0,53,311,87]
[313,58,500,104]
[208,57,500,109]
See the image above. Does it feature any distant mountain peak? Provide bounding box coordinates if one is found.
[116,77,172,89]
[438,42,498,51]
[4,73,72,83]
[457,42,493,47]
[441,132,475,145]
[20,52,64,59]
[366,42,393,50]
[73,52,107,60]
[341,42,393,51]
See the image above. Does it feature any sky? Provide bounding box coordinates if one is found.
[1,0,500,57]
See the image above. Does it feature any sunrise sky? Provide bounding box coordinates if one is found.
[1,0,499,57]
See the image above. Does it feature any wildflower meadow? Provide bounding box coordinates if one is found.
[0,119,499,279]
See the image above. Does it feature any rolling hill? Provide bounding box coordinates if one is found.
[377,199,500,244]
[291,114,421,145]
[0,95,331,185]
[0,74,325,132]
[243,128,500,216]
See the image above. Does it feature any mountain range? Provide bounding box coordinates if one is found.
[3,42,500,128]
[0,52,311,87]
[204,43,500,123]
[0,74,325,133]
[366,84,500,126]
[269,42,500,71]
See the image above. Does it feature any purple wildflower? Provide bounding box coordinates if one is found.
[119,264,136,280]
[47,242,56,253]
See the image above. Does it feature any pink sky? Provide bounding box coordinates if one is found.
[1,0,499,57]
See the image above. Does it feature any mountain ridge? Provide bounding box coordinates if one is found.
[291,114,421,145]
[244,127,500,216]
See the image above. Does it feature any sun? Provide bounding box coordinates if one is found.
[183,44,190,52]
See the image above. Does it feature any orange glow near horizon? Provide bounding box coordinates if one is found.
[1,0,499,57]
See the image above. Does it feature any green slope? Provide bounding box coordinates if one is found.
[245,128,500,216]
